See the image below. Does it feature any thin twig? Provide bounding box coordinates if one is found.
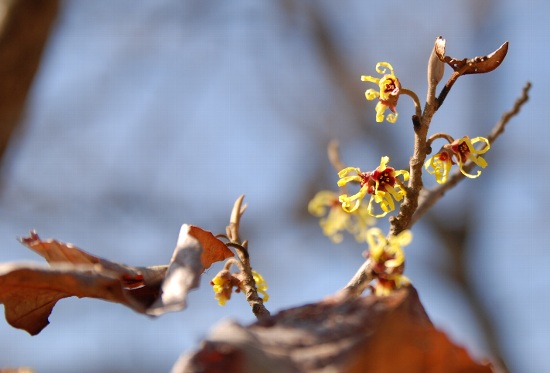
[337,259,374,299]
[426,132,454,151]
[225,195,270,319]
[487,81,531,143]
[226,195,247,245]
[328,139,351,196]
[435,69,464,110]
[327,139,345,172]
[412,82,531,225]
[401,88,422,120]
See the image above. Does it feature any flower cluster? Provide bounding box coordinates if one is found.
[337,156,409,218]
[306,54,498,297]
[362,62,401,123]
[365,228,412,296]
[425,136,490,184]
[308,190,375,243]
[211,270,236,306]
[211,269,269,306]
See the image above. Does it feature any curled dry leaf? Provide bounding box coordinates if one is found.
[188,225,235,270]
[20,231,146,289]
[435,36,509,75]
[173,286,494,373]
[0,262,147,336]
[0,226,232,334]
[147,224,233,316]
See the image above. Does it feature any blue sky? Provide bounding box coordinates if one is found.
[0,1,547,372]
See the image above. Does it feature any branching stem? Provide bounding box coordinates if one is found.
[224,195,270,319]
[339,47,528,299]
[412,81,531,225]
[426,132,454,151]
[401,88,422,120]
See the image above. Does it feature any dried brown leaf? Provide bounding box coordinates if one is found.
[187,225,234,270]
[147,224,233,316]
[436,39,509,75]
[20,231,145,289]
[346,304,494,373]
[0,225,231,334]
[173,286,494,373]
[0,262,144,335]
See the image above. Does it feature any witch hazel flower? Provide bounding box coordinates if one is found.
[425,136,490,184]
[251,270,269,303]
[211,269,269,306]
[211,270,236,306]
[365,228,412,296]
[362,62,402,123]
[308,190,375,243]
[337,156,409,218]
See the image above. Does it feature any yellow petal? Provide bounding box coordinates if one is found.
[361,75,380,84]
[468,154,488,168]
[365,89,380,101]
[337,175,362,186]
[308,191,335,216]
[471,137,491,154]
[386,112,398,123]
[375,62,395,75]
[338,167,360,178]
[378,156,390,169]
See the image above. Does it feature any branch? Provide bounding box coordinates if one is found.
[225,195,270,319]
[412,82,531,225]
[401,88,422,120]
[327,139,345,172]
[0,0,59,164]
[336,259,374,299]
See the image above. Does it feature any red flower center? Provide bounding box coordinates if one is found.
[454,141,470,163]
[383,78,398,95]
[370,167,395,194]
[437,151,450,161]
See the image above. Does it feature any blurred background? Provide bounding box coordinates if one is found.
[0,0,547,372]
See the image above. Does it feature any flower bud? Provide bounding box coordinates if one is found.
[428,36,445,86]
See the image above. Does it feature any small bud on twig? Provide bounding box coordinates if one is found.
[428,37,445,86]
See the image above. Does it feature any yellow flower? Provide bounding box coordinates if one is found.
[425,136,490,183]
[365,228,412,296]
[250,270,269,303]
[424,148,453,184]
[374,275,411,296]
[366,228,411,268]
[212,269,269,305]
[361,62,401,123]
[211,270,234,306]
[451,136,490,178]
[337,156,409,218]
[308,190,375,243]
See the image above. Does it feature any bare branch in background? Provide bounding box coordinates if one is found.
[427,212,510,373]
[0,0,59,164]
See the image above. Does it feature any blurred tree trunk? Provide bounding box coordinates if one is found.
[0,0,59,162]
